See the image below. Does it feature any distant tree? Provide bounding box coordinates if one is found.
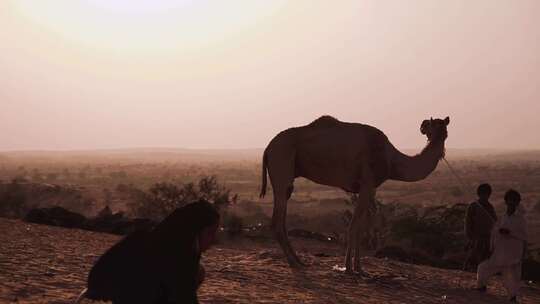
[450,186,463,197]
[13,176,29,183]
[30,168,42,182]
[62,168,71,179]
[46,173,58,182]
[161,171,172,180]
[103,188,112,206]
[115,183,129,193]
[109,171,128,179]
[533,200,540,213]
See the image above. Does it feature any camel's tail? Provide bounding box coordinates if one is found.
[73,288,88,304]
[259,151,268,198]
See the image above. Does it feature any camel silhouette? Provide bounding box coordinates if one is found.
[260,115,450,273]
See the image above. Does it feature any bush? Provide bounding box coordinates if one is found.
[222,213,244,236]
[340,197,470,268]
[128,176,235,221]
[235,200,269,224]
[450,186,463,197]
[389,204,467,258]
[25,206,86,228]
[0,179,28,218]
[341,194,386,249]
[533,200,540,213]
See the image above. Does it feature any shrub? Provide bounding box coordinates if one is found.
[128,176,234,221]
[0,179,28,218]
[222,213,244,236]
[339,195,469,268]
[198,176,235,209]
[389,204,467,257]
[341,194,387,249]
[533,200,540,213]
[450,186,463,197]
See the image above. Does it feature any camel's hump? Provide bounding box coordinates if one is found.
[308,115,341,127]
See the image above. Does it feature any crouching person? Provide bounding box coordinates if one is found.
[476,189,527,302]
[82,200,220,304]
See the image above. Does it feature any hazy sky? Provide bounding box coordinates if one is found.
[1,0,539,151]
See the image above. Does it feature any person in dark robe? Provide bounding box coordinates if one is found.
[81,200,220,304]
[463,183,497,270]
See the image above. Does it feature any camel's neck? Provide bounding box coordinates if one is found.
[389,139,445,182]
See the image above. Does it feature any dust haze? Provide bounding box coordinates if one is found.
[1,0,540,303]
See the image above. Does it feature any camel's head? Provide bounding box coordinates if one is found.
[420,116,450,142]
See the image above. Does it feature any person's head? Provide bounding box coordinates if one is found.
[151,199,220,254]
[504,189,521,215]
[198,220,219,253]
[476,183,492,201]
[183,200,220,253]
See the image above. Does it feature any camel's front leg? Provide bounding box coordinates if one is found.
[345,213,358,273]
[354,197,375,274]
[345,186,375,274]
[345,199,367,273]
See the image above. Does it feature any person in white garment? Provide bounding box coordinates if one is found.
[476,189,527,302]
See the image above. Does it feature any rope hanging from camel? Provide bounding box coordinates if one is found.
[442,156,470,194]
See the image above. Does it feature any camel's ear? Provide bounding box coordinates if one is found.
[420,119,429,134]
[444,116,450,126]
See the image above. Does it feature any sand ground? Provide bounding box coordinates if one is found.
[1,218,539,304]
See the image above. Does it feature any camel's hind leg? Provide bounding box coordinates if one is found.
[272,182,304,267]
[267,150,304,267]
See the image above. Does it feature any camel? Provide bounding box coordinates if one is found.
[260,115,450,273]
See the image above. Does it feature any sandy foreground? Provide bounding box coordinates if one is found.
[1,218,539,304]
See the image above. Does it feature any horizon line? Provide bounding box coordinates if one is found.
[1,146,539,154]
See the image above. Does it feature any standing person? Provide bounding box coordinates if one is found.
[78,200,220,304]
[476,189,527,302]
[464,183,497,270]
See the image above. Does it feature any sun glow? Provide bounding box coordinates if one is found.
[10,0,286,53]
[3,1,539,150]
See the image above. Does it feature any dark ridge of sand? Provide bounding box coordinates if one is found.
[1,218,539,304]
